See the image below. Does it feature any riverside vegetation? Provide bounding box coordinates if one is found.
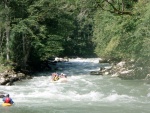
[0,0,150,85]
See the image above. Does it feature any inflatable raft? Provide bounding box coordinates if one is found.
[2,103,12,107]
[50,78,68,83]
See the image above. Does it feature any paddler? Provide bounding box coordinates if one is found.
[51,73,59,81]
[2,94,14,104]
[59,73,67,78]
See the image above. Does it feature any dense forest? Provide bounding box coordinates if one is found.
[0,0,149,74]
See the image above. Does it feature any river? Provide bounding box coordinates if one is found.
[0,58,150,113]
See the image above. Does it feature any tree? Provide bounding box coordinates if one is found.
[0,0,11,61]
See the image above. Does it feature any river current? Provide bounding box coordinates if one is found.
[0,58,150,113]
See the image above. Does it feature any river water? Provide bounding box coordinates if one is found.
[0,58,150,113]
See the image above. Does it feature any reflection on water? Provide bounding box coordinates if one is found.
[0,58,150,113]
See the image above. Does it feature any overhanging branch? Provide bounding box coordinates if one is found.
[96,0,132,15]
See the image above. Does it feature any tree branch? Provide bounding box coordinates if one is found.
[96,0,132,15]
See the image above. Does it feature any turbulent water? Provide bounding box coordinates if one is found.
[0,58,150,113]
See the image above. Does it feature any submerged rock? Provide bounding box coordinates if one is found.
[0,93,5,98]
[90,71,102,75]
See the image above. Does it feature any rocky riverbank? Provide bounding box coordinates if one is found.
[0,70,32,86]
[0,57,69,86]
[90,58,150,80]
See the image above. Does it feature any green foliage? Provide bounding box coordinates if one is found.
[1,0,150,72]
[93,0,150,62]
[27,0,75,59]
[134,2,150,65]
[63,0,96,57]
[93,11,122,58]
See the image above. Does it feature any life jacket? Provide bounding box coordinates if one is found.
[5,97,10,103]
[54,76,59,81]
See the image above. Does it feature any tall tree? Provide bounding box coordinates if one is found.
[0,0,11,61]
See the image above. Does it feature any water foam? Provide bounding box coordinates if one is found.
[104,93,135,102]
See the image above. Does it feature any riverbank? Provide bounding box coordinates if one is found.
[0,64,32,86]
[90,58,150,81]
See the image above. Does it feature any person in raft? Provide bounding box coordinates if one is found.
[59,73,67,78]
[3,94,14,104]
[51,73,59,81]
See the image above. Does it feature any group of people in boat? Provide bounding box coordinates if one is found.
[51,72,67,81]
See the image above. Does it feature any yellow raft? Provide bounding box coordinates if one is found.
[2,103,12,107]
[50,78,68,83]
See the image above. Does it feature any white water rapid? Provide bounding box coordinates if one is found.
[0,58,150,113]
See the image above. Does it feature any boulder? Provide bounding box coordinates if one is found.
[0,71,32,86]
[0,92,6,98]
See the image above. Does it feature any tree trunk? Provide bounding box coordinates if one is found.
[22,34,31,70]
[22,34,26,69]
[5,0,10,61]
